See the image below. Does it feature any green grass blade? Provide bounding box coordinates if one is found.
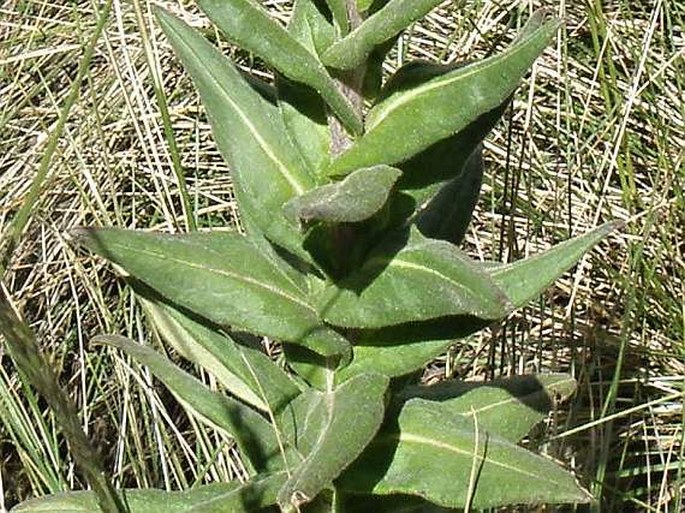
[0,0,114,274]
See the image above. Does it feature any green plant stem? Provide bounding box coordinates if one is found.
[329,0,366,156]
[0,284,125,513]
[0,0,114,277]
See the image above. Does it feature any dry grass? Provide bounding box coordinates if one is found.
[0,0,683,511]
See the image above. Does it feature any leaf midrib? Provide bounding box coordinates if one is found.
[115,242,316,314]
[367,24,550,130]
[166,17,307,195]
[396,432,569,487]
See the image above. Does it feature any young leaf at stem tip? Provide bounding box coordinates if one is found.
[327,11,561,176]
[194,0,363,135]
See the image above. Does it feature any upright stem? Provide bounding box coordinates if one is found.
[329,0,366,156]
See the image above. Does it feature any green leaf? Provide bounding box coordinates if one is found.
[414,147,483,244]
[73,228,350,358]
[324,0,349,35]
[319,229,510,328]
[486,222,621,309]
[94,335,281,472]
[337,317,488,380]
[11,475,287,513]
[339,493,451,512]
[140,296,299,414]
[327,11,560,176]
[277,373,389,511]
[284,166,402,225]
[278,0,335,175]
[339,399,592,508]
[399,374,577,443]
[155,8,312,257]
[321,0,445,70]
[194,0,363,135]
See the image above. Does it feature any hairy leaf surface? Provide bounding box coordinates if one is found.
[486,222,620,309]
[95,335,280,472]
[74,228,349,358]
[327,11,559,175]
[322,0,445,69]
[278,0,335,175]
[339,399,592,508]
[11,475,287,513]
[141,297,299,414]
[284,166,402,224]
[195,0,362,135]
[320,230,510,328]
[156,8,312,257]
[399,374,577,442]
[278,373,389,510]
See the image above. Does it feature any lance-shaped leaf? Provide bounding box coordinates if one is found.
[414,148,484,244]
[338,399,592,508]
[284,166,402,225]
[194,0,362,135]
[141,297,299,414]
[399,374,577,443]
[155,8,312,257]
[485,222,620,309]
[337,316,488,381]
[321,0,445,70]
[73,228,350,358]
[277,373,389,511]
[95,335,281,472]
[12,475,287,513]
[278,0,335,175]
[319,229,510,328]
[327,11,560,176]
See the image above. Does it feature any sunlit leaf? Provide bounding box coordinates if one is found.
[322,0,445,70]
[284,165,402,225]
[339,399,592,508]
[195,0,363,135]
[327,11,560,176]
[324,0,349,34]
[73,228,350,358]
[94,335,281,472]
[277,373,389,510]
[319,229,510,328]
[140,296,299,414]
[399,374,577,442]
[155,7,312,257]
[11,475,287,513]
[337,317,488,380]
[486,222,620,309]
[278,0,335,175]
